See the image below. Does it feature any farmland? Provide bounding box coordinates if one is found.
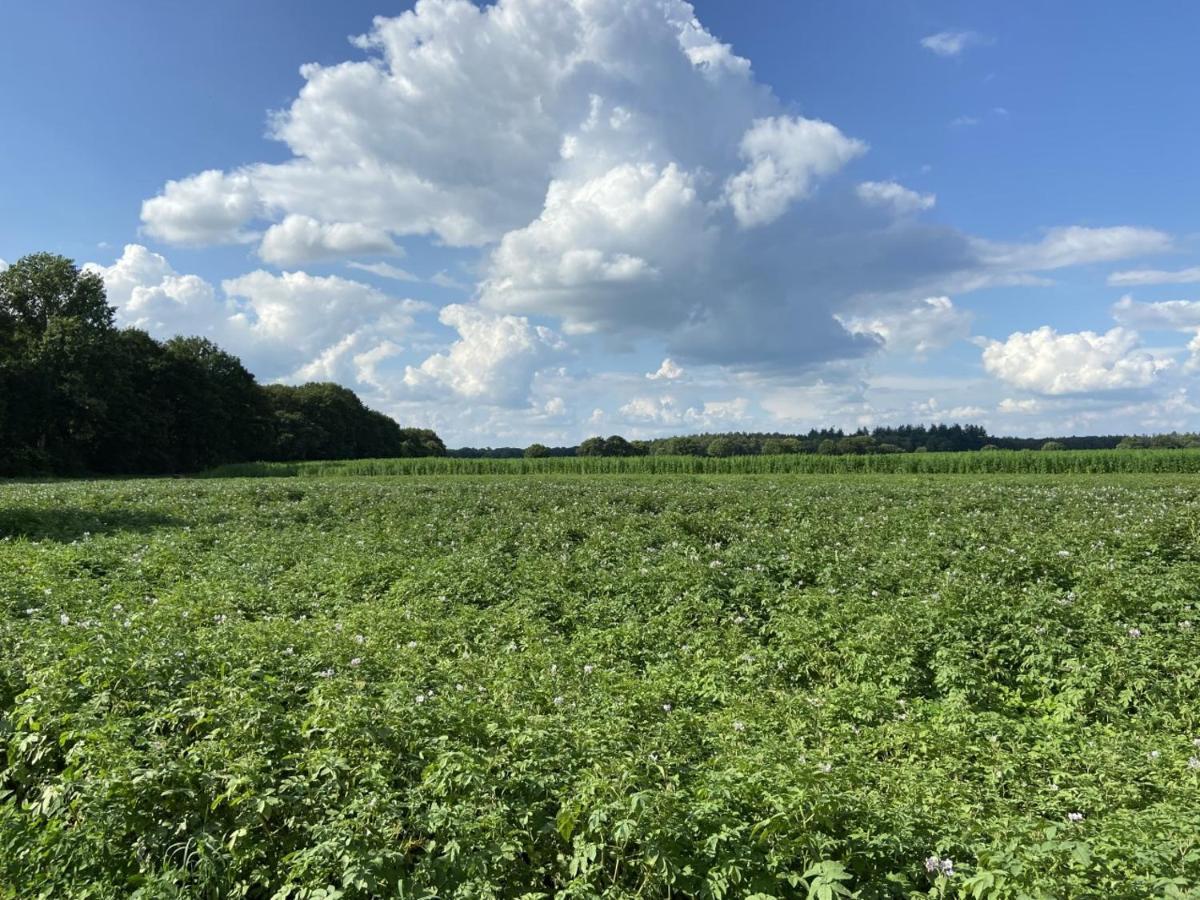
[2,474,1199,898]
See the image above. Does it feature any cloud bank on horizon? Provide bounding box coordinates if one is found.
[72,0,1197,443]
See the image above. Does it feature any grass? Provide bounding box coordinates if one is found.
[2,474,1199,897]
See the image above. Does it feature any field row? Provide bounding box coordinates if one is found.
[204,447,1200,477]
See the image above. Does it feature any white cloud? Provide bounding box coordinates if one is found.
[725,116,866,228]
[647,358,684,380]
[140,170,261,245]
[921,30,985,58]
[978,226,1172,272]
[136,1,1176,383]
[481,161,710,334]
[402,304,563,406]
[998,397,1043,414]
[1108,266,1200,286]
[0,258,8,272]
[840,296,970,356]
[981,326,1171,394]
[346,261,419,282]
[1111,295,1200,330]
[258,215,400,266]
[617,393,749,427]
[912,397,987,420]
[856,180,935,216]
[83,244,223,337]
[85,245,425,386]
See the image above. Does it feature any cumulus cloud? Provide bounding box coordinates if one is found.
[402,304,564,406]
[920,30,985,58]
[85,244,425,385]
[856,180,935,216]
[1111,295,1200,330]
[981,326,1171,394]
[0,258,8,272]
[83,244,223,337]
[840,296,970,355]
[1108,265,1200,286]
[258,215,400,266]
[647,358,684,380]
[132,0,1178,407]
[141,170,262,245]
[618,394,749,426]
[724,116,866,228]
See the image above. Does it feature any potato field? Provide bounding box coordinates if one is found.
[2,475,1199,898]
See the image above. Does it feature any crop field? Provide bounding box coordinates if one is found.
[205,448,1200,478]
[2,474,1200,898]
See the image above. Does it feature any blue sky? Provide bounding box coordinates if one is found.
[3,1,1199,444]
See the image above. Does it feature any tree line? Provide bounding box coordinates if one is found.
[0,253,444,476]
[497,426,1193,459]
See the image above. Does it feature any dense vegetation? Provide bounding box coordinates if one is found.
[2,474,1198,897]
[0,253,443,477]
[205,447,1200,478]
[455,429,1200,461]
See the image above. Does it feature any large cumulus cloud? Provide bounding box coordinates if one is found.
[135,0,1176,418]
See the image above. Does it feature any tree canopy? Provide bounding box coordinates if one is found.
[0,253,444,476]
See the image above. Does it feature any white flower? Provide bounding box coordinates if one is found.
[1149,750,1161,760]
[316,668,334,679]
[733,615,745,624]
[1067,812,1084,822]
[43,588,52,596]
[924,855,955,877]
[415,693,426,704]
[1128,627,1142,638]
[818,762,832,774]
[354,634,365,644]
[1180,620,1193,630]
[213,614,226,624]
[283,646,294,656]
[59,613,70,626]
[1189,756,1200,770]
[583,664,594,675]
[732,720,745,732]
[553,696,564,706]
[334,623,343,632]
[407,640,417,649]
[1056,550,1071,557]
[662,703,672,713]
[349,657,361,667]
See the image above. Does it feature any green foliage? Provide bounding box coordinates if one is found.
[2,474,1200,896]
[0,253,443,477]
[1041,441,1068,452]
[205,448,1200,478]
[524,443,550,459]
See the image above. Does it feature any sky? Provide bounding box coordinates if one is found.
[2,0,1199,446]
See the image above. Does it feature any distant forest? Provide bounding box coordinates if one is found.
[0,253,444,476]
[461,427,1200,460]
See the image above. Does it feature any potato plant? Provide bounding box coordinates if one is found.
[2,475,1199,898]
